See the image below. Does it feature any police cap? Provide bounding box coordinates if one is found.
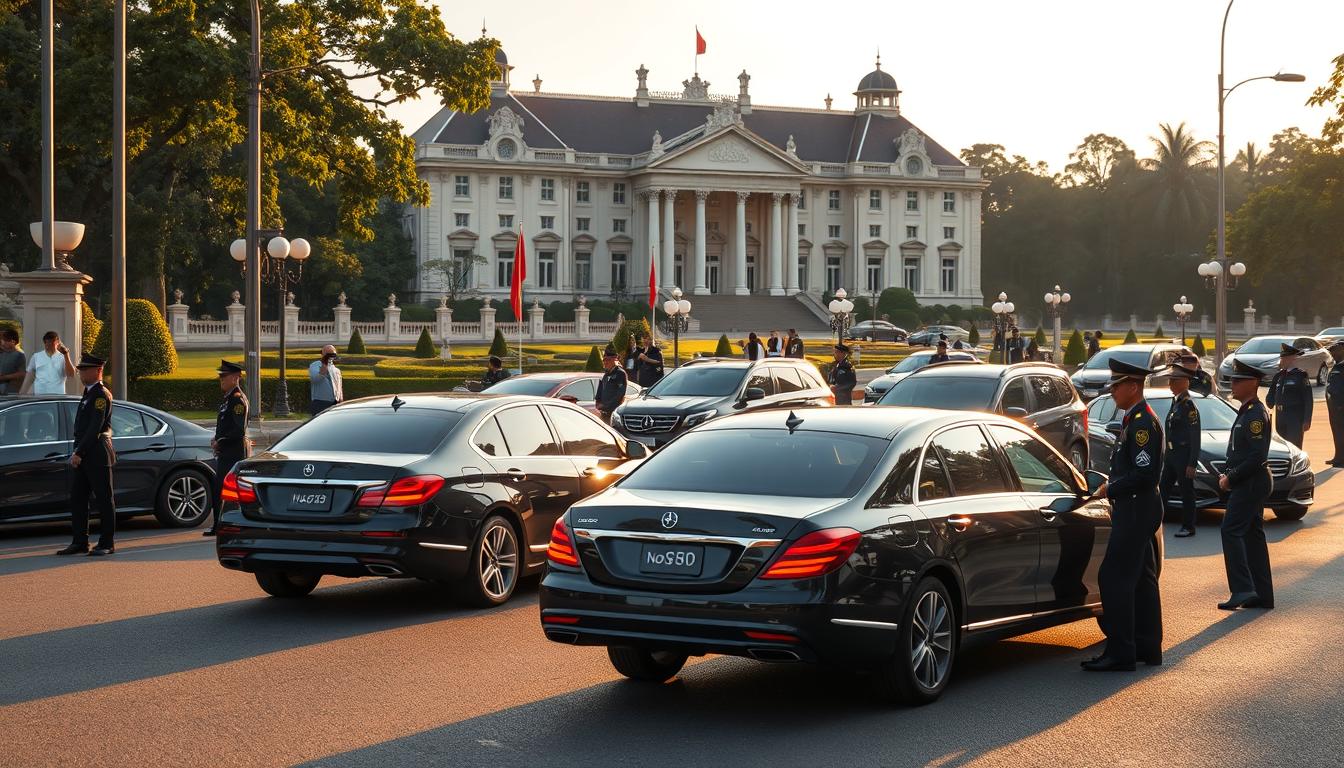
[215,359,244,375]
[1107,357,1155,384]
[1228,358,1264,381]
[75,354,105,369]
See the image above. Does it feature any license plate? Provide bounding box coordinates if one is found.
[639,543,704,576]
[287,489,332,512]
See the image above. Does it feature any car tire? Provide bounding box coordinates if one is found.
[255,570,321,598]
[153,467,213,528]
[457,514,521,608]
[876,576,957,705]
[1318,364,1328,387]
[607,646,689,682]
[1068,442,1088,472]
[1272,506,1307,522]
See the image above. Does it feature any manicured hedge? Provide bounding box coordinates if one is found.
[414,328,436,358]
[346,329,366,354]
[130,376,462,411]
[93,298,177,381]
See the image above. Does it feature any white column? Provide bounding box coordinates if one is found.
[646,189,660,298]
[768,193,784,296]
[786,193,800,295]
[662,189,676,291]
[734,192,749,296]
[693,190,709,295]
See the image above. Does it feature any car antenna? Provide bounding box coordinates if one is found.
[390,396,405,411]
[785,410,804,434]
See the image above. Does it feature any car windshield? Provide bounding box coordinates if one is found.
[1321,328,1344,336]
[889,353,971,374]
[646,366,746,397]
[1083,348,1152,370]
[1144,395,1240,430]
[482,377,562,396]
[878,376,999,409]
[619,428,888,498]
[1237,337,1289,355]
[273,408,462,454]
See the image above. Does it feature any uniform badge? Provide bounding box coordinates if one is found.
[1249,420,1264,435]
[234,404,244,415]
[1135,429,1149,447]
[1189,409,1199,423]
[94,398,106,411]
[1135,450,1151,467]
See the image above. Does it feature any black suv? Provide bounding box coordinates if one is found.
[611,357,832,449]
[875,362,1089,470]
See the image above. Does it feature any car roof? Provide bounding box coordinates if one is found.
[1092,388,1219,400]
[508,371,593,381]
[903,362,1064,380]
[697,405,1023,440]
[333,393,572,413]
[681,357,811,367]
[0,394,207,433]
[1102,343,1186,352]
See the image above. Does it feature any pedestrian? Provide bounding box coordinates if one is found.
[744,332,765,361]
[1007,327,1025,364]
[929,339,951,364]
[205,360,249,537]
[1084,331,1094,357]
[634,332,664,387]
[1176,351,1214,397]
[1025,336,1039,362]
[1216,358,1274,611]
[1165,363,1202,538]
[20,330,75,395]
[595,345,627,425]
[1325,340,1344,467]
[0,327,25,395]
[992,327,1005,360]
[766,330,784,357]
[1266,343,1312,448]
[1083,357,1163,671]
[1088,331,1103,360]
[623,335,639,375]
[307,344,343,415]
[828,342,857,405]
[480,355,511,389]
[56,354,117,556]
[785,328,805,359]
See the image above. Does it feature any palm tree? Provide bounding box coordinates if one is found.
[1142,122,1216,245]
[1234,141,1263,192]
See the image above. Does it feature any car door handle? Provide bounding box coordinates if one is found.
[148,443,169,452]
[43,452,68,461]
[1038,507,1059,522]
[505,468,527,481]
[580,466,603,477]
[946,515,974,531]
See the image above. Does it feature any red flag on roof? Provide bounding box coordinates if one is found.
[696,27,706,55]
[510,228,527,319]
[648,252,657,310]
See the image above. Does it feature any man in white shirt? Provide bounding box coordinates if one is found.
[307,344,344,415]
[21,330,76,395]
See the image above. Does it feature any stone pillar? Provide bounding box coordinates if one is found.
[284,294,299,337]
[693,191,708,295]
[226,291,245,344]
[166,289,189,340]
[734,192,749,295]
[786,194,800,295]
[646,189,661,297]
[1243,304,1256,338]
[333,292,352,343]
[8,269,93,394]
[662,189,676,290]
[576,297,591,338]
[480,300,496,340]
[1287,315,1296,331]
[1154,314,1164,333]
[768,193,784,296]
[1313,315,1323,331]
[529,300,545,338]
[1200,314,1209,333]
[1129,314,1138,332]
[383,294,401,342]
[435,296,453,340]
[1102,313,1112,331]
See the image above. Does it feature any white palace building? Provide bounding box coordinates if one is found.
[408,46,985,318]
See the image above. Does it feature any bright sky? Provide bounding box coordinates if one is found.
[390,0,1344,172]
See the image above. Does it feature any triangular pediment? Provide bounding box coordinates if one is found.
[649,125,810,175]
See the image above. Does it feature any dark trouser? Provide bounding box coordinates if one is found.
[309,399,337,416]
[1160,460,1197,529]
[212,445,246,527]
[70,457,115,549]
[1276,413,1304,449]
[1098,491,1163,662]
[1222,468,1274,602]
[1328,398,1344,461]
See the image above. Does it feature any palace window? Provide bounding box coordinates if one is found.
[797,193,806,210]
[906,225,918,240]
[827,224,841,239]
[941,256,956,293]
[869,224,881,238]
[451,248,475,290]
[611,252,628,291]
[798,224,806,237]
[866,257,883,293]
[613,183,627,205]
[576,181,590,203]
[497,250,514,287]
[906,191,919,211]
[498,176,514,200]
[540,178,555,201]
[576,217,590,232]
[499,214,514,230]
[869,189,882,210]
[798,255,808,291]
[828,190,841,211]
[612,218,627,233]
[575,252,592,291]
[903,256,921,292]
[540,215,555,231]
[943,191,956,213]
[454,213,470,228]
[538,251,556,288]
[454,175,470,197]
[943,226,955,241]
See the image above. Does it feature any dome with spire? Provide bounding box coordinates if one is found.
[853,55,900,113]
[495,47,509,66]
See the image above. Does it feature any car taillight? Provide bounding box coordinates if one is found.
[356,475,445,508]
[760,527,862,580]
[547,517,580,567]
[220,471,256,504]
[1081,406,1088,435]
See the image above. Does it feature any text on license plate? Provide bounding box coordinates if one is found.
[639,543,704,576]
[288,490,332,512]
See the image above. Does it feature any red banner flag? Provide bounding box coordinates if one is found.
[510,228,527,319]
[648,252,657,310]
[695,27,706,55]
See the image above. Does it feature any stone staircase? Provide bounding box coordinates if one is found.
[685,294,831,334]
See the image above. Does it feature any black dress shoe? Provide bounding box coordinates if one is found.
[1082,656,1136,672]
[1140,653,1162,666]
[1080,654,1103,668]
[88,546,115,556]
[201,529,216,538]
[1218,592,1258,610]
[55,543,89,556]
[1243,596,1275,609]
[1175,527,1196,538]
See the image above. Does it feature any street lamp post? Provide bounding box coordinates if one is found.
[1043,285,1071,363]
[660,288,692,368]
[990,292,1015,364]
[828,288,855,341]
[1215,0,1304,365]
[1172,296,1194,345]
[232,235,311,418]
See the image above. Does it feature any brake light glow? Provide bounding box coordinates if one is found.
[543,615,580,625]
[220,471,256,504]
[547,517,580,567]
[759,527,862,580]
[356,475,445,508]
[743,630,797,642]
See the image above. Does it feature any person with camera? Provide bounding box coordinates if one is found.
[307,345,344,416]
[21,330,76,395]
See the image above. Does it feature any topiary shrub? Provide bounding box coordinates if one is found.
[715,334,733,357]
[92,298,177,382]
[1154,323,1165,338]
[968,325,980,345]
[584,345,603,372]
[1064,328,1087,365]
[413,328,436,358]
[1034,325,1048,347]
[876,287,920,318]
[612,317,651,353]
[1192,334,1207,357]
[488,327,509,358]
[80,301,102,355]
[1123,328,1138,344]
[347,328,366,354]
[888,309,921,333]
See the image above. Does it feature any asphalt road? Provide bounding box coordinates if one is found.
[2,409,1342,767]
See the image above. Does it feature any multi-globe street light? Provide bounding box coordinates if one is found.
[1043,285,1071,362]
[232,234,311,418]
[991,292,1015,364]
[660,287,693,368]
[828,288,855,340]
[1172,296,1195,345]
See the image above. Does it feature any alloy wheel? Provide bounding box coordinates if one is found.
[478,522,519,600]
[167,474,210,523]
[909,589,953,690]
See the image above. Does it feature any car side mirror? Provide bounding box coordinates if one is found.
[1084,469,1107,496]
[1105,420,1124,437]
[625,441,649,460]
[1003,406,1028,419]
[465,381,484,393]
[742,387,766,402]
[558,395,579,404]
[1075,362,1085,371]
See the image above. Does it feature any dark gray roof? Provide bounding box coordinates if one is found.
[495,49,508,66]
[856,68,897,92]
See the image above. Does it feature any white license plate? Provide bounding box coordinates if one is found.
[639,544,704,576]
[288,489,332,512]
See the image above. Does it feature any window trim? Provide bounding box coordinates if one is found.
[984,421,1085,495]
[0,401,69,448]
[914,422,1015,502]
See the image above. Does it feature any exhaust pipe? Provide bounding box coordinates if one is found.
[218,558,243,569]
[365,563,404,577]
[747,648,801,663]
[545,630,579,644]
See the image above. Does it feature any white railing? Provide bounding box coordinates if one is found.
[401,322,434,336]
[575,153,601,164]
[188,320,228,334]
[534,150,566,161]
[296,321,334,335]
[818,164,846,175]
[353,322,385,336]
[938,168,967,178]
[590,322,618,336]
[450,322,479,336]
[862,164,890,174]
[544,322,575,335]
[497,322,524,336]
[443,146,478,158]
[260,321,278,334]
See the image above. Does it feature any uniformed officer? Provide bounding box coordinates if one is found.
[828,343,857,405]
[1266,343,1312,448]
[1325,340,1344,466]
[1164,364,1203,538]
[595,346,628,424]
[1175,351,1214,397]
[1083,357,1164,671]
[206,360,249,537]
[929,339,951,364]
[1007,327,1025,364]
[56,355,117,556]
[1217,358,1275,610]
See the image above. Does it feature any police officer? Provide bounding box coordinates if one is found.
[1088,331,1103,360]
[595,346,627,424]
[828,343,857,405]
[1175,351,1214,397]
[1217,358,1274,610]
[929,339,951,364]
[1083,357,1163,671]
[206,360,249,537]
[1164,364,1202,538]
[1007,327,1025,363]
[481,355,511,389]
[1266,343,1312,448]
[56,355,117,556]
[1325,340,1344,466]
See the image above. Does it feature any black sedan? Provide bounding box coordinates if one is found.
[844,320,908,343]
[1085,389,1313,520]
[216,394,646,606]
[0,395,216,528]
[541,407,1131,704]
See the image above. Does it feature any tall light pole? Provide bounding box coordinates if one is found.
[1215,0,1304,365]
[660,288,692,368]
[244,0,264,415]
[111,0,127,398]
[1043,285,1070,362]
[1172,296,1194,345]
[38,0,53,274]
[232,234,310,418]
[828,288,855,341]
[991,292,1015,364]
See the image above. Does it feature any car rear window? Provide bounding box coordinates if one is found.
[620,428,889,498]
[879,376,999,410]
[647,366,746,397]
[1083,349,1153,370]
[1235,337,1288,355]
[273,408,462,454]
